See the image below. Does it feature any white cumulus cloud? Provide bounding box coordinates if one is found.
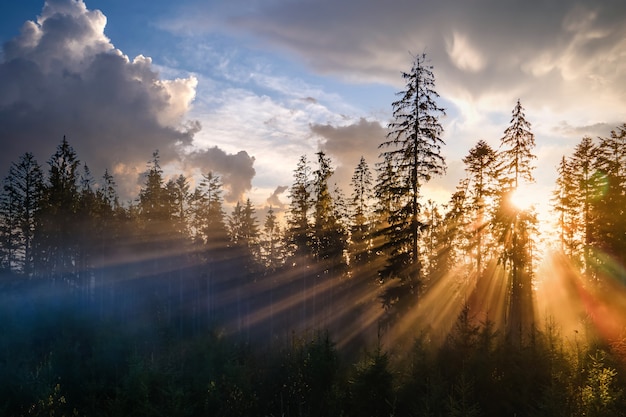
[0,0,256,202]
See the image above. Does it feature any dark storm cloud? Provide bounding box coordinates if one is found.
[0,0,256,201]
[187,147,256,203]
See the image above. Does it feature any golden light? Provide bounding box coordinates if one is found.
[509,183,536,212]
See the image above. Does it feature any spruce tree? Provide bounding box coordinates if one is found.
[372,154,397,284]
[592,125,626,266]
[552,156,580,258]
[349,156,375,268]
[492,99,537,345]
[195,171,228,250]
[0,152,44,274]
[286,155,313,264]
[259,206,283,271]
[422,198,448,280]
[571,136,598,271]
[463,140,498,275]
[76,163,98,285]
[0,171,20,271]
[498,99,536,189]
[377,52,446,313]
[229,198,260,270]
[312,151,347,277]
[139,150,169,226]
[36,136,81,279]
[165,175,190,237]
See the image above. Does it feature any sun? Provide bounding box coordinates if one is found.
[509,183,536,212]
[507,182,561,253]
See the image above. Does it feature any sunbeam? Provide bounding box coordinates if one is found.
[535,248,626,366]
[386,262,480,348]
[535,250,587,337]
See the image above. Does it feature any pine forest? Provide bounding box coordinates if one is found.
[3,52,626,416]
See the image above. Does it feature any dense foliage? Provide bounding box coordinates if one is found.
[2,282,626,416]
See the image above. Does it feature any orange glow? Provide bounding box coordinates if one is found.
[509,183,535,212]
[532,249,626,364]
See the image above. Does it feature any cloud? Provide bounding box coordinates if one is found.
[313,118,384,164]
[311,118,386,190]
[184,61,356,200]
[553,121,617,139]
[186,147,256,203]
[174,0,626,123]
[3,0,110,73]
[0,0,253,202]
[177,0,626,209]
[266,185,288,208]
[445,31,485,72]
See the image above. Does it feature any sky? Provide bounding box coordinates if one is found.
[1,0,625,225]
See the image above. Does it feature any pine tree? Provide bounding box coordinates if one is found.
[0,152,44,274]
[377,52,446,313]
[94,169,124,255]
[259,206,284,270]
[0,172,20,271]
[228,198,260,260]
[98,169,119,210]
[194,171,228,250]
[242,199,260,249]
[228,202,243,246]
[166,174,191,237]
[552,156,580,258]
[286,155,313,264]
[36,136,81,279]
[76,163,98,286]
[422,198,447,280]
[592,125,626,267]
[463,140,498,275]
[434,189,470,281]
[189,172,229,327]
[139,151,169,226]
[572,136,599,269]
[137,149,181,274]
[93,169,124,317]
[493,100,537,345]
[372,154,397,283]
[312,151,347,277]
[227,198,260,337]
[498,99,536,189]
[349,156,375,268]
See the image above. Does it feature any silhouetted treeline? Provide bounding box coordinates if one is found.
[2,123,626,416]
[3,53,626,415]
[0,136,385,349]
[553,126,626,277]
